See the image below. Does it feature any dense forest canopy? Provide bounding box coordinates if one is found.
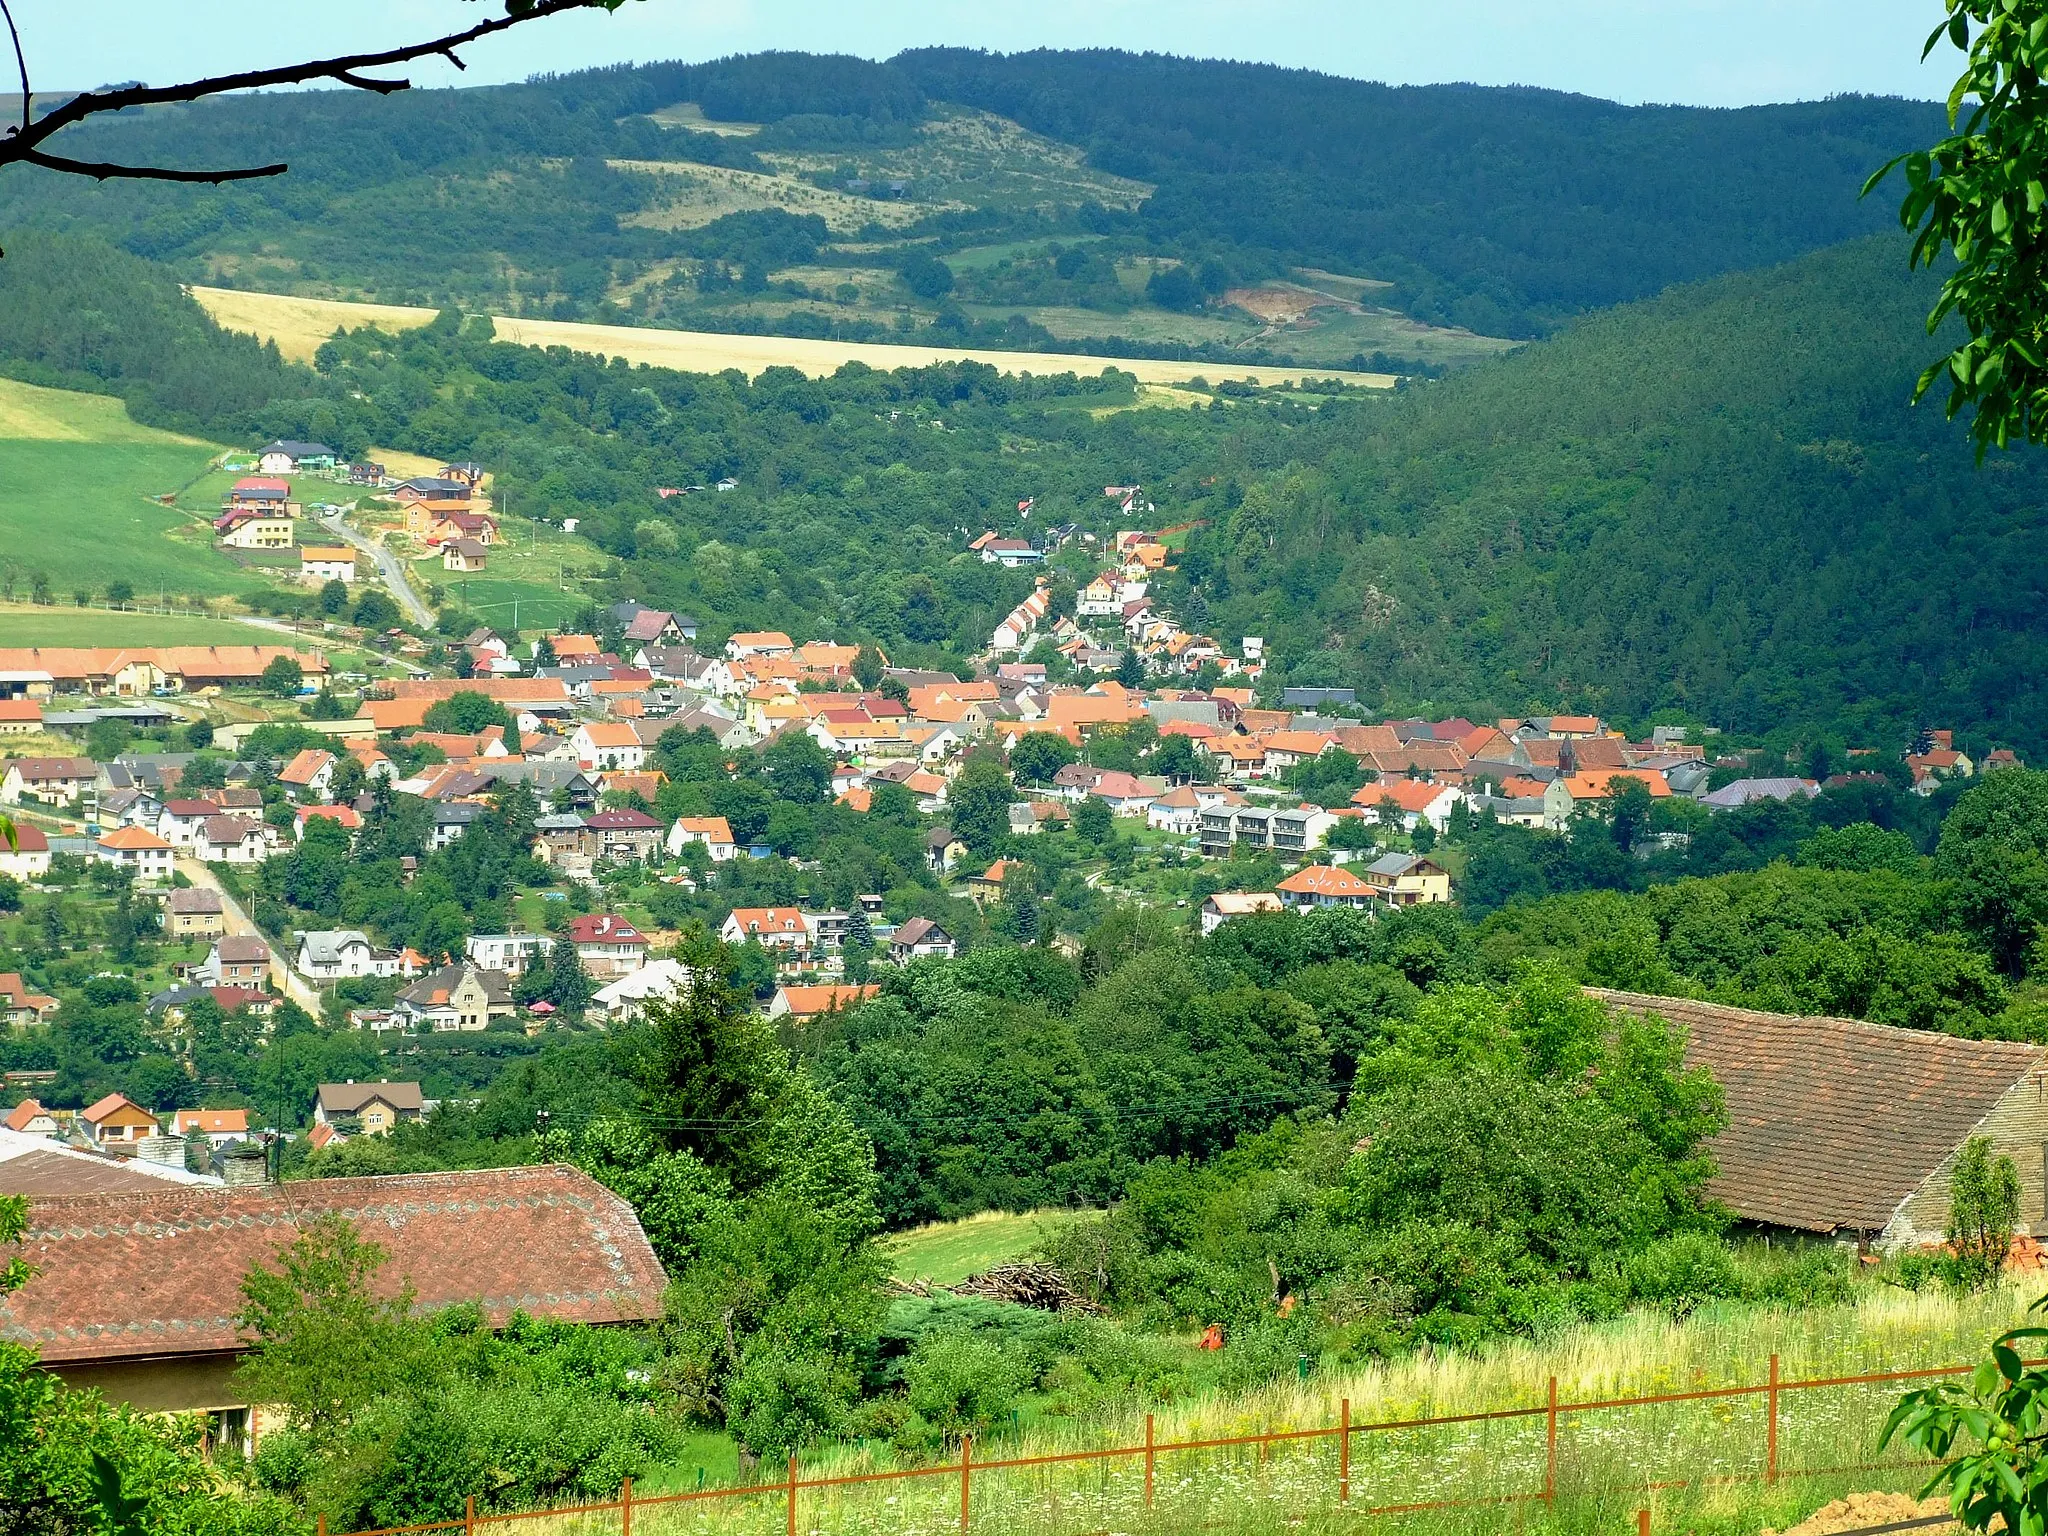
[0,50,1941,339]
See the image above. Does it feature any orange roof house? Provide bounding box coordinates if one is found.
[1276,864,1378,906]
[1562,769,1672,801]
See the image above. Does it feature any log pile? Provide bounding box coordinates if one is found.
[948,1262,1103,1313]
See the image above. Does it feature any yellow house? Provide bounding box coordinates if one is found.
[216,514,294,551]
[1361,852,1453,906]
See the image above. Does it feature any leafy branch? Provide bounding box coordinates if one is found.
[1881,1313,2048,1532]
[0,0,635,189]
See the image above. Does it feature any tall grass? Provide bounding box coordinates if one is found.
[471,1283,2033,1536]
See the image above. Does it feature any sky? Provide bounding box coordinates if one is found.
[26,1,1956,109]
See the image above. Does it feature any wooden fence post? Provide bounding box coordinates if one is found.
[316,1516,326,1536]
[464,1495,475,1536]
[1339,1398,1351,1503]
[960,1435,973,1536]
[1639,1508,1651,1536]
[787,1454,799,1536]
[1145,1412,1156,1506]
[1767,1354,1780,1484]
[621,1477,633,1536]
[1544,1377,1559,1504]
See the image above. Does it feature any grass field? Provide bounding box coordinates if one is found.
[190,287,1392,388]
[597,1281,2027,1536]
[0,604,288,646]
[0,380,274,599]
[886,1209,1075,1286]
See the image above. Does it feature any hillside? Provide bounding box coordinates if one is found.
[1165,236,2048,749]
[0,51,1940,358]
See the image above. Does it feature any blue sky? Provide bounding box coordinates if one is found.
[31,1,1954,108]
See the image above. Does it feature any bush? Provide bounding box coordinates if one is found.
[1621,1230,1744,1314]
[902,1331,1030,1448]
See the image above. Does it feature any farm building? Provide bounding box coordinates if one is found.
[1592,988,2048,1251]
[0,1166,667,1435]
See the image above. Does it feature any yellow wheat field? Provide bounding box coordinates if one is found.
[188,287,1392,389]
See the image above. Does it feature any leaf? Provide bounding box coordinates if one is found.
[1996,1341,2026,1380]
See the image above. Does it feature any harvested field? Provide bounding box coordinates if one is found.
[191,287,1393,387]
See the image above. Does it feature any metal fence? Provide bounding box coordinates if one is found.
[317,1353,1981,1536]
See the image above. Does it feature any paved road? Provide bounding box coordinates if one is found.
[315,510,433,626]
[176,856,325,1016]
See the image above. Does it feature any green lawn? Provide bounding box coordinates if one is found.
[886,1208,1074,1286]
[0,604,289,647]
[409,513,611,632]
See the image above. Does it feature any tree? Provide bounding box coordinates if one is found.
[1948,1136,2022,1291]
[105,579,133,608]
[948,755,1015,856]
[1866,2,2048,451]
[319,578,350,615]
[534,634,559,668]
[235,1215,415,1440]
[1071,794,1113,849]
[352,590,400,630]
[0,0,634,188]
[852,644,885,690]
[546,940,594,1022]
[1937,770,2048,976]
[762,731,832,805]
[626,944,789,1177]
[1116,647,1146,688]
[423,691,510,734]
[306,687,349,720]
[184,717,214,750]
[261,655,304,697]
[1010,730,1078,786]
[1608,776,1654,854]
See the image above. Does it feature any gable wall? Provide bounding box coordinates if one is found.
[1888,1070,2048,1248]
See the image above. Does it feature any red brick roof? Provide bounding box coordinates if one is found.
[1590,988,2046,1235]
[0,1165,666,1363]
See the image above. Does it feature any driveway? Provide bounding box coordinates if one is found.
[314,510,433,626]
[176,856,324,1016]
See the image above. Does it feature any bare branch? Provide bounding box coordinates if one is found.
[0,0,29,140]
[0,0,610,178]
[21,147,287,184]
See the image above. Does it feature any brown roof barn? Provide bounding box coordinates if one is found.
[1591,988,2048,1247]
[0,1164,667,1416]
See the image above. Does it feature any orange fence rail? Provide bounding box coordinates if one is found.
[317,1353,1997,1536]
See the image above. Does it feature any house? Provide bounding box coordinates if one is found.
[720,907,810,950]
[300,547,357,583]
[979,537,1042,567]
[0,973,58,1027]
[532,813,594,873]
[586,808,663,862]
[4,1098,57,1136]
[0,823,51,880]
[162,888,226,938]
[0,699,42,735]
[770,983,881,1021]
[214,510,294,550]
[257,439,336,473]
[156,799,222,849]
[294,930,386,980]
[278,749,336,800]
[3,757,96,806]
[430,802,484,849]
[1355,779,1465,834]
[0,1165,665,1425]
[573,722,647,771]
[1361,853,1453,906]
[194,816,270,865]
[394,476,475,509]
[465,933,555,977]
[228,476,292,514]
[395,963,516,1032]
[925,827,968,874]
[566,913,649,977]
[80,1092,158,1153]
[170,1109,249,1147]
[94,826,174,883]
[725,631,795,660]
[1276,864,1377,910]
[296,804,362,841]
[1200,891,1286,936]
[589,958,694,1023]
[666,815,737,862]
[1701,777,1821,810]
[439,462,487,488]
[619,608,686,647]
[442,537,490,573]
[201,935,271,989]
[422,508,500,546]
[312,1080,423,1135]
[1593,988,2048,1250]
[1090,770,1161,817]
[1260,731,1335,772]
[888,916,955,963]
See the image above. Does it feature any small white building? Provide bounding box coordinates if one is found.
[1200,891,1286,936]
[94,826,175,883]
[465,933,555,977]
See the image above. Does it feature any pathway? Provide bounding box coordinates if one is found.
[313,509,433,626]
[176,856,324,1016]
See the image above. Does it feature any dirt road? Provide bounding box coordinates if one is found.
[176,856,323,1015]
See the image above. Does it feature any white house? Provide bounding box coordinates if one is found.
[590,958,694,1023]
[719,906,810,951]
[94,826,174,883]
[0,822,52,880]
[295,929,395,981]
[299,546,358,584]
[572,722,647,772]
[666,815,738,862]
[465,933,555,976]
[1200,891,1286,936]
[194,816,271,865]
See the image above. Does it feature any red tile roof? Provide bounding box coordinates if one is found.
[1590,989,2046,1235]
[0,1165,667,1363]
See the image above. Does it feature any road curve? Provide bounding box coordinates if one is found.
[176,856,325,1016]
[315,511,433,627]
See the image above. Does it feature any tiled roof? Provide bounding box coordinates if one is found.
[1276,865,1374,897]
[0,1165,667,1362]
[1590,988,2046,1235]
[317,1080,423,1114]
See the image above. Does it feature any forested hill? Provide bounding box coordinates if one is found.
[1170,235,2048,750]
[893,50,1942,334]
[0,50,1938,339]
